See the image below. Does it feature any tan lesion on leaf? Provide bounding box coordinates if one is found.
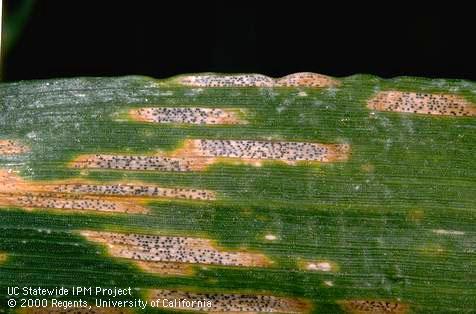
[51,181,215,201]
[148,289,311,313]
[81,230,272,276]
[0,140,29,155]
[17,308,133,314]
[275,72,341,88]
[339,300,408,314]
[185,139,350,166]
[129,107,246,125]
[135,261,194,276]
[179,73,275,87]
[3,194,147,213]
[70,154,195,172]
[298,259,339,273]
[0,169,215,214]
[367,91,476,116]
[178,72,339,88]
[70,139,350,172]
[0,170,147,213]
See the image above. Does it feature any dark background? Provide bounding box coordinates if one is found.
[3,1,476,81]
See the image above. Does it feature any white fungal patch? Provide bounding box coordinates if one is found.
[432,229,465,235]
[23,129,39,140]
[299,259,338,273]
[130,107,244,125]
[306,262,332,272]
[0,140,29,155]
[265,234,277,241]
[297,91,308,97]
[81,231,271,270]
[148,289,310,313]
[367,91,476,116]
[324,281,334,287]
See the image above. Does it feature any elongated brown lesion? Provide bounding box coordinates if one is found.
[148,289,311,313]
[52,183,215,200]
[81,230,271,276]
[180,74,275,87]
[71,139,350,172]
[275,72,341,88]
[193,140,349,164]
[367,91,476,116]
[339,300,408,314]
[0,169,215,213]
[130,107,245,125]
[0,140,29,155]
[4,194,146,213]
[178,72,340,88]
[71,154,194,171]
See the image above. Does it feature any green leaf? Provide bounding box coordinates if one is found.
[0,73,475,313]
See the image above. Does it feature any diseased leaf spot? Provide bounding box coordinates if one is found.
[180,74,275,87]
[195,140,350,163]
[54,183,215,201]
[130,107,245,125]
[264,234,278,241]
[179,72,339,88]
[299,259,338,272]
[306,262,332,272]
[0,140,29,155]
[149,289,311,313]
[72,155,194,172]
[339,300,408,314]
[71,139,350,172]
[367,91,476,116]
[275,72,341,88]
[12,194,147,213]
[0,169,214,214]
[81,231,272,275]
